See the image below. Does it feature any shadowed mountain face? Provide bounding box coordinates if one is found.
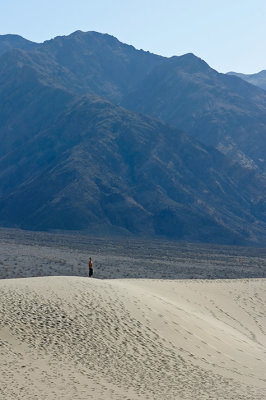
[7,30,163,102]
[0,34,39,56]
[123,54,266,177]
[228,70,266,91]
[2,31,266,175]
[0,50,74,160]
[0,31,266,244]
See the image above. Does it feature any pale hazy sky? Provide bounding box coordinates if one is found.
[0,0,265,74]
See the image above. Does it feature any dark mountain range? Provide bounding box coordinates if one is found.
[0,31,266,244]
[5,30,266,177]
[228,70,266,91]
[0,89,265,243]
[0,50,74,160]
[3,31,163,102]
[0,34,39,56]
[123,54,266,177]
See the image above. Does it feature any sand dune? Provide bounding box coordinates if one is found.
[0,277,265,399]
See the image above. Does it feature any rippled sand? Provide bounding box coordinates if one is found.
[0,277,265,399]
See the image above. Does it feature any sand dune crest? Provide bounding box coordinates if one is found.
[0,277,265,399]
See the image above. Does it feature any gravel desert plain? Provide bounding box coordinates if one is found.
[0,228,265,399]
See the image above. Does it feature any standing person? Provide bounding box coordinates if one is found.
[88,257,93,277]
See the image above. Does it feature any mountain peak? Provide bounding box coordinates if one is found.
[227,70,266,90]
[0,30,266,244]
[46,30,121,45]
[0,33,37,44]
[171,53,212,73]
[0,34,38,56]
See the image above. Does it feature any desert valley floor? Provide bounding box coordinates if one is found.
[0,229,265,399]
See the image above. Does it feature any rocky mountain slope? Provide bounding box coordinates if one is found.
[2,32,266,176]
[0,31,265,244]
[123,54,266,177]
[0,34,38,55]
[228,70,266,90]
[0,31,163,103]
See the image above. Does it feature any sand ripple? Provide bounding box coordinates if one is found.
[0,277,265,399]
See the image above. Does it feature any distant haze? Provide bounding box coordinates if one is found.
[1,0,266,74]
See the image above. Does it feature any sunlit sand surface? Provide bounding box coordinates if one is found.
[0,277,265,399]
